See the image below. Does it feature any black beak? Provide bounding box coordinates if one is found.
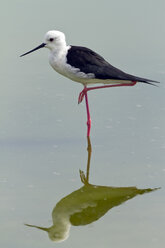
[20,43,46,57]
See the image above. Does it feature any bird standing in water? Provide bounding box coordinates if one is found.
[20,30,158,137]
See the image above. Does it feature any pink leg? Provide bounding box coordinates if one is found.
[84,87,91,137]
[78,81,137,137]
[78,81,137,104]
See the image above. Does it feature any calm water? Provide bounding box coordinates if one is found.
[1,1,165,247]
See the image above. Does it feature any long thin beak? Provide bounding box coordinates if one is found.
[20,43,46,57]
[25,223,49,232]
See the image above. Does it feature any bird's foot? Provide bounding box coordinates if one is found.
[79,170,89,185]
[78,87,88,104]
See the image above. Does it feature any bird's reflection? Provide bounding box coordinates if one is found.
[25,137,158,242]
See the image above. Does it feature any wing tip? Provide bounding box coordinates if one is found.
[141,80,160,87]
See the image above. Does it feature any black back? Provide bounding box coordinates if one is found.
[66,46,157,83]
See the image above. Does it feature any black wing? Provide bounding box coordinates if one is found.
[67,46,159,84]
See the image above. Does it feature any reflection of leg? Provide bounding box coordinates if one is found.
[80,170,89,185]
[80,136,92,185]
[86,136,92,182]
[87,136,92,152]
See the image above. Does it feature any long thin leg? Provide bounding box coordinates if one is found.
[78,81,137,137]
[78,81,136,104]
[84,87,91,137]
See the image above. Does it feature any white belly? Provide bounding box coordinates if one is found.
[49,59,95,84]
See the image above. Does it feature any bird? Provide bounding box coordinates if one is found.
[20,30,159,137]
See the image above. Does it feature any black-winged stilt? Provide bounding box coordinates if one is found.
[20,30,159,137]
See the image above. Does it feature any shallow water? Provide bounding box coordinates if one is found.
[1,1,165,247]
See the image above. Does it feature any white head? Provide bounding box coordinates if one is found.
[20,30,67,57]
[25,222,70,243]
[44,30,66,50]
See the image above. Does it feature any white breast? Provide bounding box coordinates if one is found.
[49,46,95,84]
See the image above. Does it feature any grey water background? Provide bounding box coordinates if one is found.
[0,0,165,247]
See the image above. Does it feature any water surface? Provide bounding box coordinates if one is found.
[0,1,165,248]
